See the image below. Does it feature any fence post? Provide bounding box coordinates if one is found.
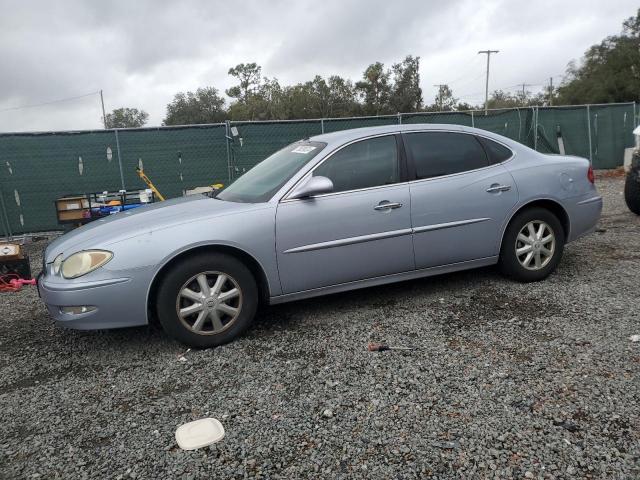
[0,187,12,240]
[533,107,538,151]
[397,112,402,125]
[586,105,593,164]
[470,110,475,128]
[0,208,6,240]
[320,118,325,134]
[224,121,232,183]
[114,129,126,190]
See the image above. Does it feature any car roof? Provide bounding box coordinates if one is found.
[308,123,514,149]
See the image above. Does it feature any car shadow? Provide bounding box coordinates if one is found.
[254,265,503,331]
[54,252,589,350]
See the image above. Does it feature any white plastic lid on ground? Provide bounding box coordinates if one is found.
[175,418,225,450]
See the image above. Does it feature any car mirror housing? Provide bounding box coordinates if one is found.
[289,176,334,199]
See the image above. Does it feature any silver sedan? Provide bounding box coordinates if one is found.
[38,124,602,347]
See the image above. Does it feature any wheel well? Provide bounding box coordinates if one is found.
[147,245,270,323]
[505,199,570,239]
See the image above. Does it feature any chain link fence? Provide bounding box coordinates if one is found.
[0,102,636,235]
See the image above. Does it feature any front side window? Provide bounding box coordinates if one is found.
[404,132,488,180]
[313,135,399,193]
[217,141,326,203]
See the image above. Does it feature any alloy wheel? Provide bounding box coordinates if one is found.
[176,271,242,335]
[515,220,556,271]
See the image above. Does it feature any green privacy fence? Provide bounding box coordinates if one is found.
[0,102,636,235]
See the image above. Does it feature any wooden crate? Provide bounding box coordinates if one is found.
[55,196,90,223]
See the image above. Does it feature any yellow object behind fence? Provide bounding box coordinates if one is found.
[136,167,224,202]
[136,167,166,201]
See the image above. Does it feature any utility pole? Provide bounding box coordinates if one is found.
[519,83,533,104]
[478,50,499,115]
[433,84,447,111]
[548,77,554,106]
[100,90,108,129]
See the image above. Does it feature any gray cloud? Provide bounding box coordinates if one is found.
[0,0,637,131]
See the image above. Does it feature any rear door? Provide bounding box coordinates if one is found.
[275,134,414,294]
[404,131,518,269]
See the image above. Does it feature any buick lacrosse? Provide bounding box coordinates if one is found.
[39,124,602,347]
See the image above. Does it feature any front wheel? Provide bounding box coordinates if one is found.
[156,253,258,348]
[499,207,565,282]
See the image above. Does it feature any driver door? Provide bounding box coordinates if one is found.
[275,134,414,294]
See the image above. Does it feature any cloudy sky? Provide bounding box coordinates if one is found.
[0,0,637,132]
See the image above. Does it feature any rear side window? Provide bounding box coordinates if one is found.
[404,132,488,179]
[478,136,513,164]
[313,135,399,193]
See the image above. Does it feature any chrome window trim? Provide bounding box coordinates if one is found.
[280,181,410,203]
[276,127,516,202]
[280,132,403,203]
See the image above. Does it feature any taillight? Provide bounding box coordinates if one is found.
[587,164,595,184]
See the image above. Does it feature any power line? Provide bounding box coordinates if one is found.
[445,56,485,85]
[0,91,100,113]
[518,83,534,99]
[448,70,488,90]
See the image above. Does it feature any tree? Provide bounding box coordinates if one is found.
[226,63,262,104]
[557,9,640,104]
[356,62,392,115]
[309,75,332,118]
[429,84,457,111]
[163,87,226,125]
[281,82,318,119]
[486,90,523,109]
[389,55,422,113]
[455,102,478,111]
[326,75,360,117]
[105,107,148,128]
[253,77,288,120]
[229,77,288,121]
[280,75,360,119]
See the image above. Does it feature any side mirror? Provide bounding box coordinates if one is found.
[289,176,334,199]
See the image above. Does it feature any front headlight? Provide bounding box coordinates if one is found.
[61,250,113,279]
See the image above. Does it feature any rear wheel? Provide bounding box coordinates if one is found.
[624,172,640,215]
[499,207,565,282]
[156,253,258,348]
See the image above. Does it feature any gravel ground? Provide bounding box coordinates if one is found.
[1,174,639,479]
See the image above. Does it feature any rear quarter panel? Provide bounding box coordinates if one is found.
[503,151,601,242]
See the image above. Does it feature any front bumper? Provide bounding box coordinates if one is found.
[38,273,149,330]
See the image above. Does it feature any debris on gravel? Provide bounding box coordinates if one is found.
[1,174,639,479]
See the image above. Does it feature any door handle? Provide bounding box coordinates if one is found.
[486,184,511,193]
[374,201,403,211]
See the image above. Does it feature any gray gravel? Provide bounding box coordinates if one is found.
[1,173,639,479]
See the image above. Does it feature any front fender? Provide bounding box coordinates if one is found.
[101,205,280,318]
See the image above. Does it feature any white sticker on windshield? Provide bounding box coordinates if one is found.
[291,145,316,154]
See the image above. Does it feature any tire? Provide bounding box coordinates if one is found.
[624,172,640,215]
[156,253,258,348]
[499,207,565,282]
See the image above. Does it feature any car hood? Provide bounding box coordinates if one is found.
[45,195,268,262]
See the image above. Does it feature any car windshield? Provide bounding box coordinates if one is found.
[216,140,326,203]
